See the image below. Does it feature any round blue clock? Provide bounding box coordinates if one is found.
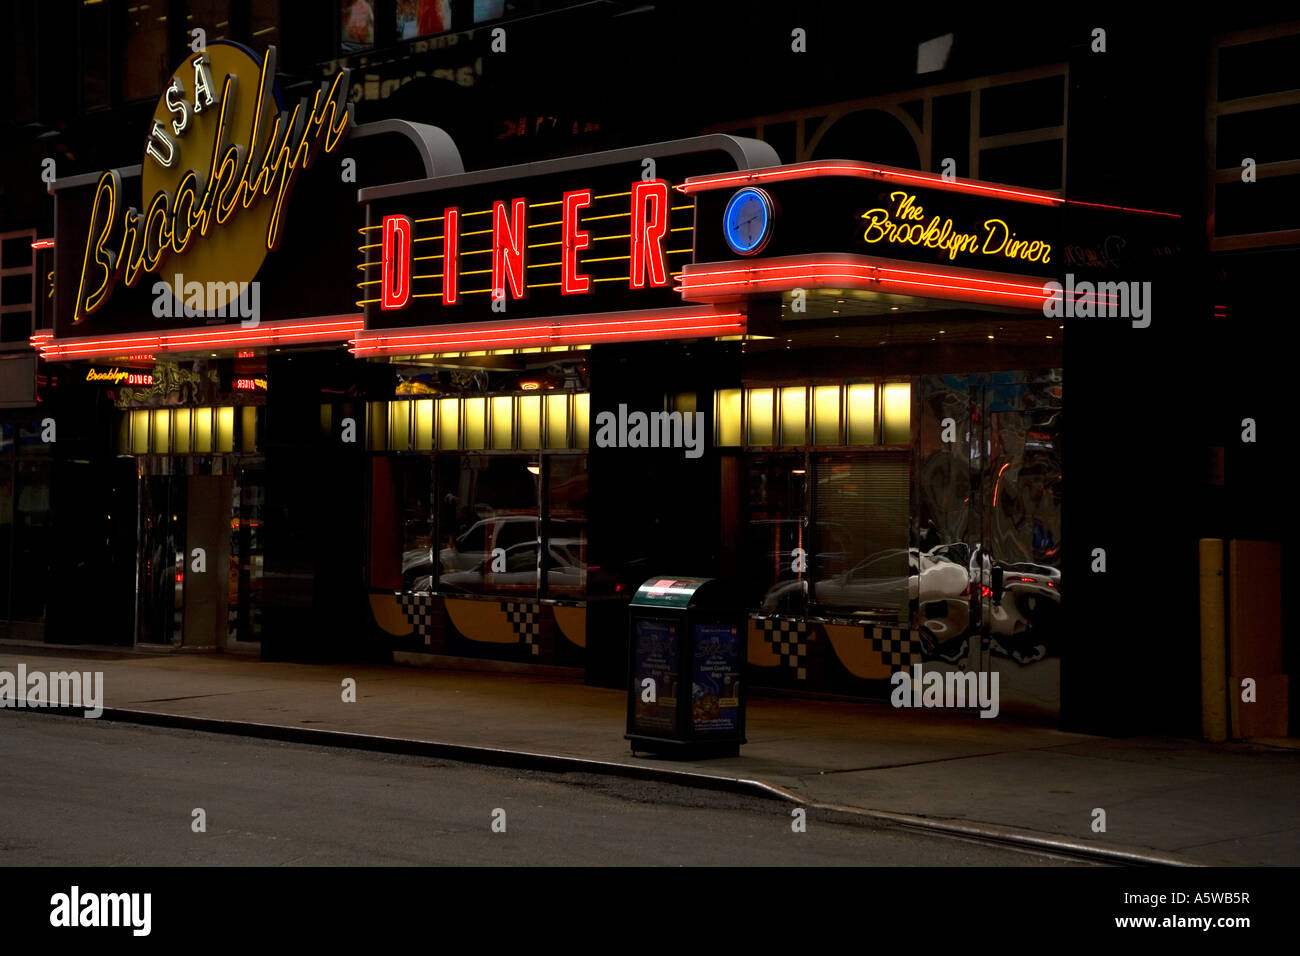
[723,187,774,255]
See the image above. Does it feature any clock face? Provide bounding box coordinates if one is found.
[723,187,774,255]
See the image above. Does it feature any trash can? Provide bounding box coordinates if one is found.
[625,576,746,758]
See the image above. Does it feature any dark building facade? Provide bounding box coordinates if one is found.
[0,3,1290,740]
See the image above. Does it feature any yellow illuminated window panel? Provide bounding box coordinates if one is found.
[716,389,742,447]
[846,384,876,446]
[194,407,213,453]
[172,408,192,453]
[216,407,235,453]
[151,408,170,453]
[574,393,590,449]
[414,400,434,450]
[437,398,460,449]
[132,410,151,454]
[369,402,388,451]
[389,400,412,451]
[780,386,807,446]
[518,395,542,449]
[463,397,486,449]
[491,395,514,449]
[882,382,911,445]
[747,388,774,446]
[545,394,569,449]
[240,406,257,453]
[813,386,841,445]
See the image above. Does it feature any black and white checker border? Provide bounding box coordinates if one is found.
[870,625,922,668]
[758,617,809,681]
[503,601,541,655]
[399,592,438,646]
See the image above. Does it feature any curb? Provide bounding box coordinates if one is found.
[6,702,1198,867]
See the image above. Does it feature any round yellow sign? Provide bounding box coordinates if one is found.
[140,43,280,310]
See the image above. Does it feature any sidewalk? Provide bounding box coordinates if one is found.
[3,643,1297,865]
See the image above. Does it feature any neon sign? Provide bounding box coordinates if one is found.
[375,179,675,312]
[85,367,153,385]
[860,191,1052,265]
[74,44,351,322]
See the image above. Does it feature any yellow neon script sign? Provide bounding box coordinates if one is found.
[86,367,129,384]
[75,46,351,321]
[860,191,1052,264]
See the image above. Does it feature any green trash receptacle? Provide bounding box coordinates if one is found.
[625,576,746,759]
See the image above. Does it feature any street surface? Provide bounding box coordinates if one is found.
[0,712,1079,866]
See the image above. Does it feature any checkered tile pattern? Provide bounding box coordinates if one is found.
[870,625,922,668]
[399,592,438,646]
[503,601,541,655]
[759,618,809,681]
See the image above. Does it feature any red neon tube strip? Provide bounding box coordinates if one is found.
[678,161,1065,206]
[38,316,363,360]
[349,309,745,355]
[678,160,1181,218]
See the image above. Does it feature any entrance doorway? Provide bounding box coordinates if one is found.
[915,370,1063,717]
[228,466,265,646]
[134,459,264,648]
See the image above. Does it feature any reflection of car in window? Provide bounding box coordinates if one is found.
[748,519,853,564]
[438,515,538,572]
[812,548,913,613]
[433,538,586,594]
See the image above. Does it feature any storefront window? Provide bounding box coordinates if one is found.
[545,455,586,598]
[11,458,52,622]
[812,453,910,616]
[714,382,905,449]
[395,457,434,590]
[436,454,539,596]
[745,454,808,615]
[881,382,911,445]
[0,458,11,620]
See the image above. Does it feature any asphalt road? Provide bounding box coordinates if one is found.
[0,711,1079,866]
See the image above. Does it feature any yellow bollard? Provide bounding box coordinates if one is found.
[1199,538,1228,742]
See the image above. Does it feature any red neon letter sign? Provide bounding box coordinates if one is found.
[443,206,460,306]
[492,197,527,300]
[562,189,592,294]
[630,179,669,289]
[381,214,411,310]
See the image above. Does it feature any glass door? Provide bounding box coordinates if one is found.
[914,371,1062,713]
[136,467,186,645]
[227,465,265,646]
[982,376,1063,678]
